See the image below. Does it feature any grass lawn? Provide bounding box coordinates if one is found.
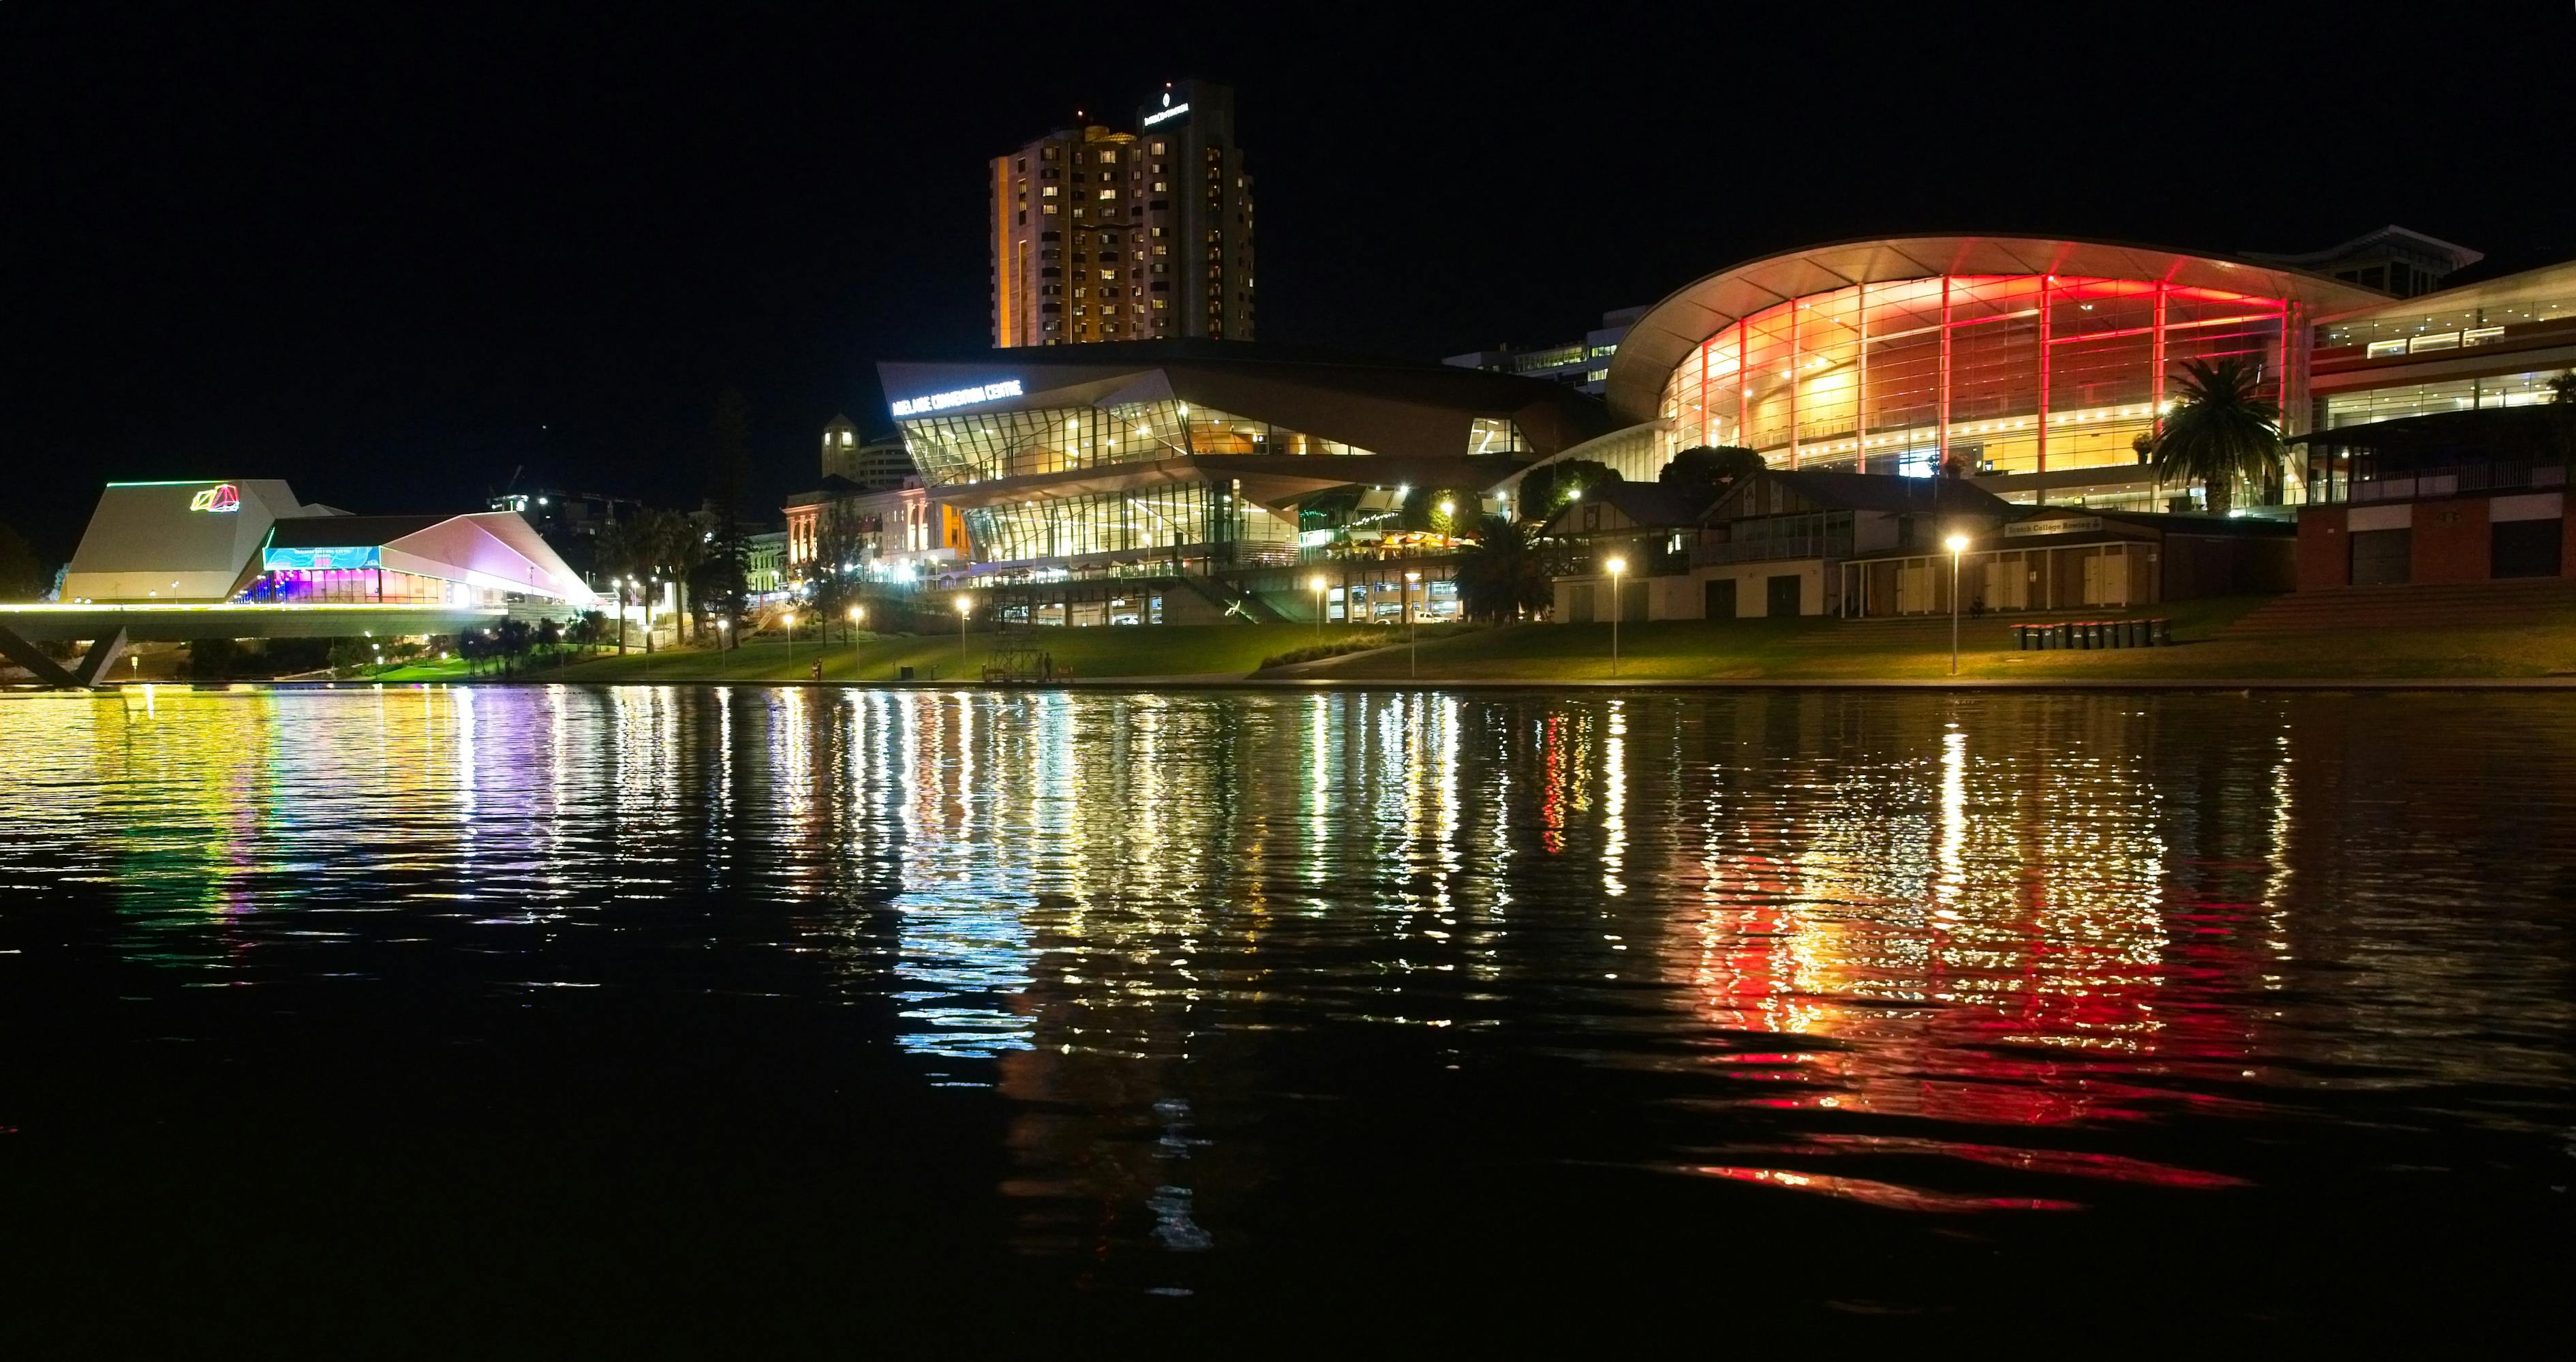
[1302,596,2576,682]
[381,625,1343,684]
[350,598,2576,686]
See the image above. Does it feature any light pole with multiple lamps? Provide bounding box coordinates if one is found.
[1944,532,1970,676]
[1605,556,1627,678]
[1405,570,1422,678]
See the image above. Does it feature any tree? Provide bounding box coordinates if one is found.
[702,387,754,638]
[1659,446,1766,509]
[810,496,868,641]
[1452,514,1558,621]
[0,521,48,600]
[2147,357,2284,515]
[493,618,534,676]
[1517,459,1623,520]
[592,515,645,654]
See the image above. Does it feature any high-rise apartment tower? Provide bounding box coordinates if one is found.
[990,78,1254,347]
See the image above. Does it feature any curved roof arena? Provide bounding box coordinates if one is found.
[1604,235,2392,425]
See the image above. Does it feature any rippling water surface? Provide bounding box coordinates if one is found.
[1,685,2569,1342]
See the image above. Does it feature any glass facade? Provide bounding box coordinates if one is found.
[962,481,1295,569]
[902,399,1373,486]
[1659,275,2293,479]
[245,566,491,605]
[2324,367,2569,427]
[2317,288,2576,354]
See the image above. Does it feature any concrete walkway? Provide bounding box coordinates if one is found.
[72,674,2576,695]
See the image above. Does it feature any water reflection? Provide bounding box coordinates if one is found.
[1,684,2570,1298]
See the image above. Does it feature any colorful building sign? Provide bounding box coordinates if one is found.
[188,483,241,513]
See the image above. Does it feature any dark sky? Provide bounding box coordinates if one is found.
[7,2,2572,562]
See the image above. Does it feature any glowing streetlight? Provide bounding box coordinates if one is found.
[782,611,795,678]
[1606,556,1627,678]
[716,617,729,678]
[955,593,972,677]
[1308,573,1328,643]
[1405,570,1422,678]
[848,603,865,678]
[1944,532,1972,676]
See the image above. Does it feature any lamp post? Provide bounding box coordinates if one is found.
[955,593,972,678]
[848,604,864,680]
[716,618,729,678]
[1308,573,1327,643]
[1944,533,1971,676]
[1606,556,1627,678]
[1405,570,1422,678]
[781,611,795,678]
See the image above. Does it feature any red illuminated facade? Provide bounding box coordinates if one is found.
[1607,238,2388,510]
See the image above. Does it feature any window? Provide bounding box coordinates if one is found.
[1041,185,1058,198]
[2365,339,2408,358]
[1097,150,1117,164]
[1098,189,1116,200]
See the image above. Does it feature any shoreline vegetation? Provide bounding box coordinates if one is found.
[38,593,2569,690]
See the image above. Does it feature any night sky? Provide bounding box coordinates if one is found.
[7,3,2571,563]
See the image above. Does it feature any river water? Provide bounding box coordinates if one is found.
[1,684,2568,1344]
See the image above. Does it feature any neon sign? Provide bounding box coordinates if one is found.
[266,546,381,571]
[188,483,241,513]
[891,379,1024,418]
[1143,100,1191,127]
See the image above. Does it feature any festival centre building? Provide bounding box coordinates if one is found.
[878,342,1610,623]
[57,479,596,612]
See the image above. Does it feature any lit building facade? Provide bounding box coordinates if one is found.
[1445,305,1646,397]
[819,414,917,489]
[2311,258,2576,429]
[990,78,1253,348]
[1605,238,2389,513]
[879,343,1608,621]
[59,481,593,611]
[782,476,967,588]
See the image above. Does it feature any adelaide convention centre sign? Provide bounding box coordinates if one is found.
[890,380,1023,419]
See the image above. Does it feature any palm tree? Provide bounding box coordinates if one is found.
[2147,357,2284,515]
[592,516,643,654]
[1452,514,1556,621]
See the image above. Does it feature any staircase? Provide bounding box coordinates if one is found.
[1170,566,1287,622]
[2221,579,2576,637]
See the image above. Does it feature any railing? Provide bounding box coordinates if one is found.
[1689,534,1854,568]
[2312,459,2571,505]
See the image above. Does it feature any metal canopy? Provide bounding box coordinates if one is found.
[1604,235,2391,424]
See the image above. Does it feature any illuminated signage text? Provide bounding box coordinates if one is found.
[266,546,382,571]
[891,380,1024,418]
[1142,101,1191,127]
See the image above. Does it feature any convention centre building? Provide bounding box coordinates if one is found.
[877,342,1610,623]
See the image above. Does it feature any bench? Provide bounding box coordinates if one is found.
[2011,618,2172,650]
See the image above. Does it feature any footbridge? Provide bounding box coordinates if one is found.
[0,601,575,689]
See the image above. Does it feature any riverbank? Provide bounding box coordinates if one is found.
[318,593,2576,688]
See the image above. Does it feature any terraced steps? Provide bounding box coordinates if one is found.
[2222,579,2576,636]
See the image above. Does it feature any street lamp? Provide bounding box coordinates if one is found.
[716,618,729,678]
[1944,532,1971,676]
[1405,570,1422,678]
[781,611,795,678]
[955,593,972,678]
[848,604,864,679]
[1308,573,1327,643]
[1605,556,1627,678]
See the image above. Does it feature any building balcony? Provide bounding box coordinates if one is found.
[1689,533,1854,568]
